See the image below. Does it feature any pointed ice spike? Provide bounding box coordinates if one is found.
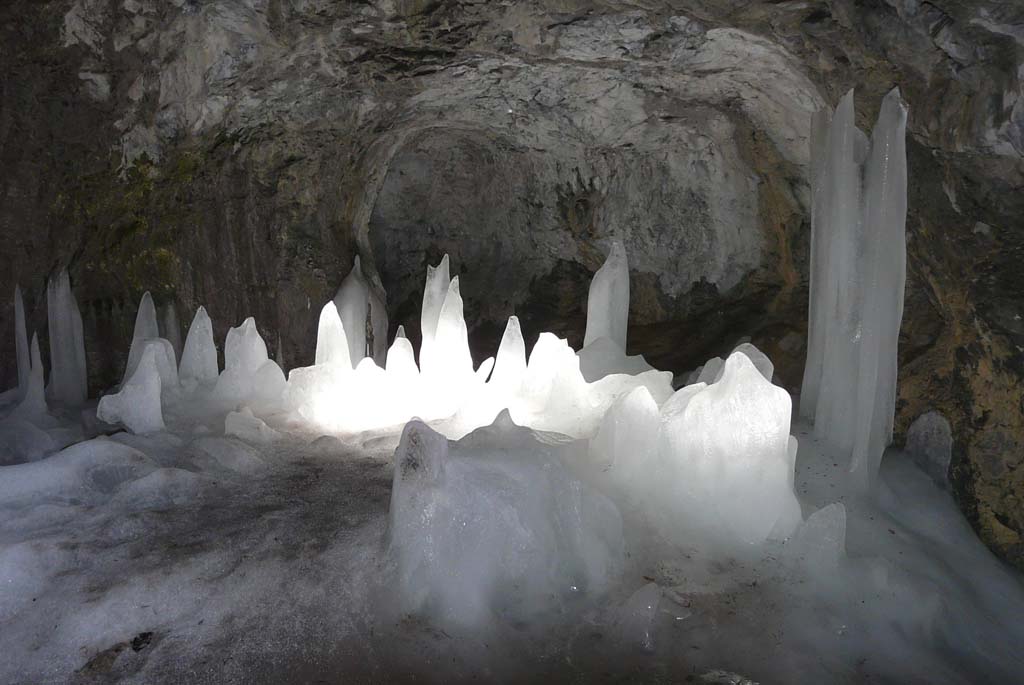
[491,315,526,392]
[46,269,87,405]
[14,333,47,417]
[584,240,630,350]
[421,255,450,345]
[14,285,30,397]
[160,302,183,362]
[433,275,473,379]
[123,291,160,386]
[179,306,219,384]
[335,256,370,365]
[315,301,351,368]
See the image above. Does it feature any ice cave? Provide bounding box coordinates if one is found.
[1,1,1023,683]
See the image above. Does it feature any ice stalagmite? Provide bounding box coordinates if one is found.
[814,90,867,458]
[14,334,47,418]
[179,306,219,385]
[335,257,389,366]
[490,316,526,394]
[45,270,87,406]
[124,292,160,386]
[335,257,369,365]
[315,301,351,368]
[849,88,907,489]
[419,254,450,375]
[800,107,833,418]
[160,303,183,363]
[433,276,474,381]
[801,88,908,490]
[385,328,418,382]
[14,286,31,397]
[584,240,629,349]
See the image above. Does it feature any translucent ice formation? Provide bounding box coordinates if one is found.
[314,301,351,368]
[13,286,31,399]
[418,254,450,376]
[123,291,160,386]
[13,334,47,419]
[387,416,624,629]
[596,351,801,546]
[577,336,654,383]
[179,306,219,386]
[584,240,630,350]
[160,302,183,363]
[45,270,87,406]
[334,256,388,366]
[97,345,165,434]
[213,317,285,410]
[801,88,908,490]
[906,411,952,488]
[225,407,280,443]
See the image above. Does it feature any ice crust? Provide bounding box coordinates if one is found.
[801,88,908,490]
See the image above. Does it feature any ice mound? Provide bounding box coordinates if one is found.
[387,415,625,629]
[617,582,662,652]
[97,345,165,434]
[597,351,801,546]
[192,436,266,474]
[0,438,155,505]
[225,407,281,443]
[783,502,847,575]
[213,317,286,409]
[0,417,57,465]
[906,411,952,489]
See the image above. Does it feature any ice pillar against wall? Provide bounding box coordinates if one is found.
[46,270,87,406]
[584,240,630,350]
[800,88,908,490]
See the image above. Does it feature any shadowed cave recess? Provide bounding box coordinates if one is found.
[1,0,1023,683]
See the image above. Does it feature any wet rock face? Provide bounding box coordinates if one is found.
[0,1,1022,567]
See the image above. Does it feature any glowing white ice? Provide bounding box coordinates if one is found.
[334,256,388,366]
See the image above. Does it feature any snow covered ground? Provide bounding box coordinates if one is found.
[1,397,1023,684]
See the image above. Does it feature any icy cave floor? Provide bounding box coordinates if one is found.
[1,402,1023,685]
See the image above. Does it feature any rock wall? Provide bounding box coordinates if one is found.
[0,0,1022,567]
